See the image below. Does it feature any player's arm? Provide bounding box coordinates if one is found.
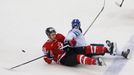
[65,30,80,46]
[42,47,53,64]
[66,29,81,40]
[56,33,65,43]
[66,31,77,41]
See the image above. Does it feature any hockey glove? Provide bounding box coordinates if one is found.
[44,56,52,64]
[63,41,72,52]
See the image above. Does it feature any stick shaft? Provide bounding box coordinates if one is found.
[83,0,105,35]
[9,55,44,70]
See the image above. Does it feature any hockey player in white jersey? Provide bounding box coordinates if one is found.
[64,19,131,59]
[65,19,87,47]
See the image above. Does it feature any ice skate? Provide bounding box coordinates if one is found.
[122,49,131,59]
[96,57,106,66]
[106,40,117,55]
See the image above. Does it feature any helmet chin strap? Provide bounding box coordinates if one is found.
[73,26,80,29]
[72,26,82,33]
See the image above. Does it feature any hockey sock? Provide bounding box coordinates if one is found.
[84,45,107,55]
[76,54,96,65]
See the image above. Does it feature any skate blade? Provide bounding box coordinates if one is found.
[126,49,132,59]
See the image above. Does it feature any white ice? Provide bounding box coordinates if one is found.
[0,0,134,75]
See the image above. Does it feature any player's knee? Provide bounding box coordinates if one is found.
[76,54,96,65]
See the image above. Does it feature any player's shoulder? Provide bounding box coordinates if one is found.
[56,33,65,38]
[43,40,51,47]
[42,40,53,50]
[56,33,65,42]
[56,33,64,36]
[70,29,81,36]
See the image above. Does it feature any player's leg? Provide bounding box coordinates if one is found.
[59,50,79,66]
[59,52,79,66]
[72,45,107,56]
[60,51,105,66]
[76,54,105,66]
[106,40,131,59]
[72,40,131,58]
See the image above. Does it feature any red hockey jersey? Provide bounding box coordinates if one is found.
[42,33,66,64]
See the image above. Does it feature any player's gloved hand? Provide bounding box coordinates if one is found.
[44,56,52,64]
[63,41,71,52]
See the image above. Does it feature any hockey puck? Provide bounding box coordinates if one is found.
[22,50,26,53]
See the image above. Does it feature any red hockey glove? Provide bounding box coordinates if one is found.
[44,56,52,64]
[69,38,76,46]
[63,38,76,52]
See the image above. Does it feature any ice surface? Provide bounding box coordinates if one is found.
[0,0,134,75]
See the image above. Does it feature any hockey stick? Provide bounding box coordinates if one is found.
[120,0,124,7]
[8,0,106,70]
[8,55,45,70]
[8,46,68,70]
[115,0,124,7]
[83,0,105,36]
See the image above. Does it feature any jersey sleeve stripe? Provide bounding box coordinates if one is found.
[73,31,80,36]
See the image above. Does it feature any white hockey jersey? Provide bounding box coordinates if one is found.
[65,28,87,47]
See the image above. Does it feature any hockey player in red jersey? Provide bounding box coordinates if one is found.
[42,27,109,66]
[42,20,130,67]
